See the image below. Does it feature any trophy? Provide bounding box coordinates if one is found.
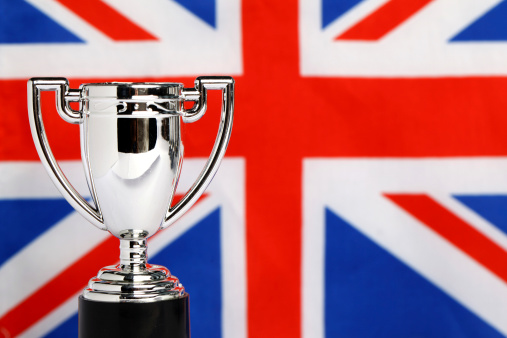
[28,77,234,337]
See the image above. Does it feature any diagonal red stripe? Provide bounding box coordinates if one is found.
[336,0,434,41]
[385,193,507,283]
[0,194,207,337]
[0,236,117,337]
[55,0,157,41]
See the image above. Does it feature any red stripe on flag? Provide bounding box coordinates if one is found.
[55,0,157,41]
[336,0,434,41]
[385,194,507,283]
[0,237,117,337]
[0,194,207,337]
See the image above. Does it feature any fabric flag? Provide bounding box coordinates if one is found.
[2,0,507,337]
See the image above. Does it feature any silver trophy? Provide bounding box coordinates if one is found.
[28,77,233,337]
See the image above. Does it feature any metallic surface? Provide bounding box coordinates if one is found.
[83,230,185,302]
[28,76,234,302]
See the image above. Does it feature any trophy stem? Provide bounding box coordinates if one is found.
[119,231,148,272]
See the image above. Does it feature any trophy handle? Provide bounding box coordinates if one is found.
[28,78,106,230]
[162,76,234,229]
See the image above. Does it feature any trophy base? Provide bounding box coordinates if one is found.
[83,263,185,302]
[78,293,190,338]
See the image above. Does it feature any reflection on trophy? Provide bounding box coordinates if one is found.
[28,77,234,337]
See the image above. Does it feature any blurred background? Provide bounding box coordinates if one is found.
[2,0,507,337]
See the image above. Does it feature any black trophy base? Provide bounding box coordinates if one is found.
[78,294,190,338]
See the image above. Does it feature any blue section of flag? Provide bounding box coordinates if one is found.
[173,0,216,28]
[44,313,78,338]
[45,208,222,336]
[0,199,75,267]
[324,208,504,337]
[322,0,364,28]
[0,0,83,43]
[451,1,507,41]
[454,195,507,235]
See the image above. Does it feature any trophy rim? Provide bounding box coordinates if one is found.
[80,82,184,88]
[80,82,185,101]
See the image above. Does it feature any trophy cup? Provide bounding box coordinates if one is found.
[28,76,234,337]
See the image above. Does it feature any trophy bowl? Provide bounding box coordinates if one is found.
[28,76,234,337]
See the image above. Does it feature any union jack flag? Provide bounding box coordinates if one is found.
[2,0,507,337]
